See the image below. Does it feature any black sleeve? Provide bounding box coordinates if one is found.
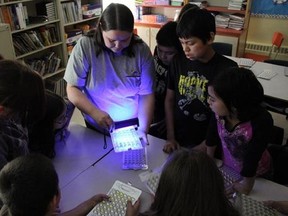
[0,137,9,170]
[240,109,273,177]
[206,113,221,147]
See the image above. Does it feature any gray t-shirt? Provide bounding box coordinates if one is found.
[64,36,154,127]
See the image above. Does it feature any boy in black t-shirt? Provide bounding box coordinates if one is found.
[163,9,238,153]
[149,21,182,140]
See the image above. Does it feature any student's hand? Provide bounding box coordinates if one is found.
[263,200,288,215]
[59,194,109,216]
[163,139,179,154]
[233,177,255,195]
[225,184,236,200]
[126,199,140,216]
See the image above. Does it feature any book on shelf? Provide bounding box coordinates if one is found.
[1,6,13,30]
[15,3,26,29]
[22,32,38,50]
[9,5,20,31]
[45,77,67,97]
[81,3,101,19]
[39,26,53,46]
[36,1,57,21]
[46,24,59,43]
[13,34,33,55]
[26,52,62,76]
[26,30,45,49]
[75,23,90,34]
[61,1,83,24]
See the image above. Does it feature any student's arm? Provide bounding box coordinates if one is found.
[237,110,273,195]
[207,146,216,158]
[66,84,113,129]
[206,113,221,159]
[163,89,179,153]
[263,201,288,215]
[233,177,255,195]
[138,93,155,145]
[58,194,109,216]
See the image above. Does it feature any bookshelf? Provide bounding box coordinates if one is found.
[0,0,102,96]
[135,0,252,57]
[57,0,102,63]
[0,0,65,79]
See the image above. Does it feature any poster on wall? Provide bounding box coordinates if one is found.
[251,0,288,19]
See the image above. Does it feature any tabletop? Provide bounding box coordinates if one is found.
[227,57,288,102]
[53,123,288,213]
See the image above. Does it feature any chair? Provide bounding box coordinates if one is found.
[268,144,288,185]
[212,42,233,56]
[264,59,288,67]
[244,32,284,62]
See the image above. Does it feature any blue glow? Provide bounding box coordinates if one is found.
[110,126,142,152]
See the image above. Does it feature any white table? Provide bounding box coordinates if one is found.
[251,61,288,102]
[227,57,288,102]
[54,123,288,213]
[53,123,168,212]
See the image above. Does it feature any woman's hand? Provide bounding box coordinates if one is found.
[138,129,148,145]
[92,109,114,130]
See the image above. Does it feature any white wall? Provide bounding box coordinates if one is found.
[102,0,136,18]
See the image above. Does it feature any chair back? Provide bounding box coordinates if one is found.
[269,32,284,58]
[272,32,284,48]
[212,42,233,56]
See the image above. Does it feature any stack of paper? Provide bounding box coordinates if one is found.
[228,14,244,30]
[215,14,230,28]
[228,0,246,10]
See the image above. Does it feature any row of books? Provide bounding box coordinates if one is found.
[61,0,82,24]
[136,0,183,6]
[65,23,94,57]
[36,1,57,22]
[61,1,101,24]
[65,28,83,57]
[0,3,28,31]
[26,52,61,76]
[46,77,67,97]
[215,13,244,30]
[12,24,59,56]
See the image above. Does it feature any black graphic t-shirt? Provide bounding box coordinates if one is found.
[167,52,238,147]
[153,48,169,123]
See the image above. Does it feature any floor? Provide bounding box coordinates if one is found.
[70,108,288,145]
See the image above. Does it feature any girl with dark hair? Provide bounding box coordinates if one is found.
[64,3,155,143]
[126,149,240,216]
[206,67,273,195]
[0,60,46,170]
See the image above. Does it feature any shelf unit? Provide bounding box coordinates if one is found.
[0,0,102,96]
[135,0,252,57]
[57,0,101,64]
[0,0,65,79]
